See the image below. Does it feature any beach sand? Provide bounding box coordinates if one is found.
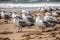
[0,10,60,40]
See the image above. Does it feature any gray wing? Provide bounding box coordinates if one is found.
[46,16,57,23]
[43,21,55,27]
[4,14,11,19]
[18,16,22,19]
[26,14,35,23]
[19,20,27,27]
[43,21,50,27]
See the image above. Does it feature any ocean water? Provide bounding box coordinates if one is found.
[0,0,60,10]
[0,0,60,3]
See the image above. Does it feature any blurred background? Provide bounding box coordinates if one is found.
[0,0,60,3]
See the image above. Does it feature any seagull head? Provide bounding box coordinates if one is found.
[36,13,43,20]
[22,10,27,13]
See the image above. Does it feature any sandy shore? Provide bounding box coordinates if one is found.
[0,10,60,40]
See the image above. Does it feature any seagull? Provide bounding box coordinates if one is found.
[0,11,11,23]
[52,11,60,23]
[11,10,20,19]
[1,11,5,19]
[13,16,27,32]
[22,10,35,26]
[51,7,56,11]
[1,11,11,19]
[35,13,55,30]
[44,12,58,24]
[11,11,21,23]
[52,11,60,17]
[11,12,18,19]
[38,7,46,12]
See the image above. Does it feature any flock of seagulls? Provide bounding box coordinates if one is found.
[0,6,60,32]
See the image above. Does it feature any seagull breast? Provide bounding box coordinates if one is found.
[35,16,45,27]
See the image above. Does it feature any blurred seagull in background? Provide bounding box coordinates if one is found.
[11,10,20,19]
[0,11,11,23]
[35,13,54,31]
[39,7,45,12]
[52,11,60,17]
[22,10,35,26]
[44,12,58,24]
[51,7,56,11]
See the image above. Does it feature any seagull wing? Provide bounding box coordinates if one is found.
[43,21,50,27]
[46,16,57,23]
[47,16,57,21]
[26,14,35,23]
[4,14,11,19]
[19,20,27,27]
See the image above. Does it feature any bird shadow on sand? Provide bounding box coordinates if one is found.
[0,31,13,35]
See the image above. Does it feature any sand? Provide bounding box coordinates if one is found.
[0,10,60,40]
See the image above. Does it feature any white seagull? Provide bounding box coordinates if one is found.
[22,10,35,26]
[44,12,58,24]
[35,13,54,30]
[11,12,16,19]
[0,11,11,23]
[13,16,27,32]
[40,7,45,12]
[45,6,52,12]
[51,7,56,11]
[11,11,20,19]
[38,7,46,12]
[52,11,60,17]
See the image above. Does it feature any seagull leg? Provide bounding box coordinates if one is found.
[18,28,20,32]
[20,27,22,32]
[38,26,43,32]
[18,27,20,32]
[42,27,46,32]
